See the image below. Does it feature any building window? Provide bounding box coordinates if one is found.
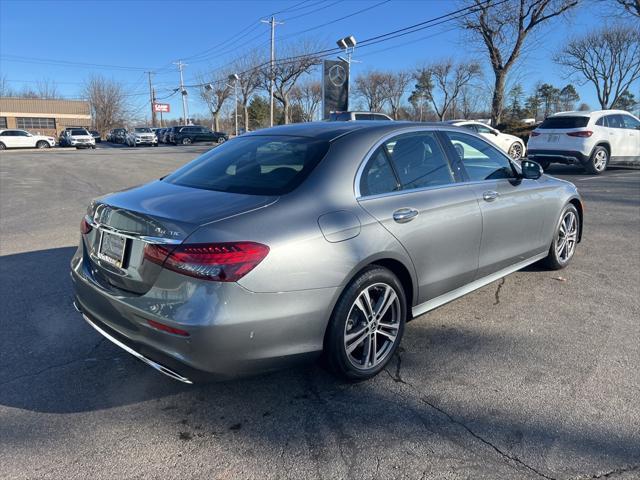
[0,117,7,129]
[16,117,56,130]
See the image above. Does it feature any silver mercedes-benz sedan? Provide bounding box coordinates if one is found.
[71,122,583,383]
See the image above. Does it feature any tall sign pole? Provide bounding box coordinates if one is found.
[261,16,283,127]
[174,60,189,125]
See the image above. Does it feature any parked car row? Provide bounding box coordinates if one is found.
[104,125,228,147]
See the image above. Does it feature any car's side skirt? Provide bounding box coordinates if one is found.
[411,252,548,318]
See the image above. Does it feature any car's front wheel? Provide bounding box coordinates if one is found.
[544,204,580,270]
[182,137,192,145]
[508,142,523,160]
[324,266,406,380]
[0,142,5,150]
[36,141,50,149]
[585,146,608,175]
[217,137,226,144]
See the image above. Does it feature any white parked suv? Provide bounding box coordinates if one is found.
[0,129,56,150]
[126,127,158,147]
[447,120,526,160]
[60,128,96,149]
[527,110,640,174]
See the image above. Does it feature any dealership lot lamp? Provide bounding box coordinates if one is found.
[336,35,356,110]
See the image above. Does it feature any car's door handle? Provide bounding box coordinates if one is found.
[393,208,419,223]
[482,191,499,202]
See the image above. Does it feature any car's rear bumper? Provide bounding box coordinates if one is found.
[527,149,589,164]
[70,245,337,382]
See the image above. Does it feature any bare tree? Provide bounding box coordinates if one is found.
[355,71,389,112]
[599,0,640,17]
[460,84,483,118]
[290,79,322,122]
[232,51,263,132]
[554,24,640,109]
[413,60,481,121]
[463,0,579,125]
[35,79,59,99]
[83,75,128,135]
[381,71,412,120]
[260,43,321,124]
[199,73,233,131]
[0,74,13,97]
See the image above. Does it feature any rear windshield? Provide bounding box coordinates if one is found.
[539,116,589,129]
[329,112,351,121]
[164,135,330,195]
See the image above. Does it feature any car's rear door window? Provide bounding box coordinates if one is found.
[360,147,399,196]
[443,131,516,181]
[164,136,330,195]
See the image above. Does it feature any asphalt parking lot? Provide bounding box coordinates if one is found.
[1,146,639,480]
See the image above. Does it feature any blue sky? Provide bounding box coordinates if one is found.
[0,0,632,120]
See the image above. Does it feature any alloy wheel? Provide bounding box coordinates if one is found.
[344,283,401,370]
[593,149,607,172]
[556,210,578,263]
[509,142,523,160]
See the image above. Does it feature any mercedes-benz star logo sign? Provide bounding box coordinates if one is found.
[329,64,347,87]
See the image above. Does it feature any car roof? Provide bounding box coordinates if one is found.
[244,121,452,142]
[550,109,631,118]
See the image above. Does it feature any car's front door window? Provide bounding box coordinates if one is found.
[443,131,516,181]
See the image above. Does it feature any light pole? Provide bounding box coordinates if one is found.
[336,35,357,110]
[229,73,239,137]
[174,60,189,125]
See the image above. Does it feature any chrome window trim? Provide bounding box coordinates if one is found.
[354,126,522,200]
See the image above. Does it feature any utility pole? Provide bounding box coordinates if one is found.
[261,16,283,127]
[147,71,156,127]
[174,60,189,125]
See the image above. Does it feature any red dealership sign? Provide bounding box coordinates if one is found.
[153,103,170,113]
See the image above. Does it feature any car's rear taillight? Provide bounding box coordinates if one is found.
[566,130,593,137]
[143,242,269,282]
[80,217,92,235]
[530,131,541,137]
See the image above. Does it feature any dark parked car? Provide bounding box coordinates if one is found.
[108,128,127,144]
[89,130,101,143]
[172,125,228,145]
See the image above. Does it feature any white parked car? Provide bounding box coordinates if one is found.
[447,120,526,160]
[527,110,640,174]
[126,127,158,147]
[60,128,96,149]
[0,129,56,150]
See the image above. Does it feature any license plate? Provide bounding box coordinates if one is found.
[548,134,560,143]
[98,230,127,268]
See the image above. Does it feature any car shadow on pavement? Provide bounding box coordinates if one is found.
[1,246,639,476]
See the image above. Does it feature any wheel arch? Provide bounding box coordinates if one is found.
[592,141,610,156]
[568,196,584,242]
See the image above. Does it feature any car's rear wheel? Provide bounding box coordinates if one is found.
[544,204,579,270]
[508,142,523,160]
[182,137,192,145]
[0,142,5,150]
[324,266,406,380]
[217,137,226,144]
[538,159,551,171]
[585,146,608,175]
[36,141,50,149]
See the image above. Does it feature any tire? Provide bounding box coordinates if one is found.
[0,142,5,150]
[324,266,407,381]
[538,160,551,171]
[543,204,580,270]
[584,146,608,175]
[217,137,226,144]
[36,141,50,149]
[508,142,523,160]
[182,137,192,145]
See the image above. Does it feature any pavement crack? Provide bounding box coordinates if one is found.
[384,348,407,384]
[494,277,506,305]
[417,395,556,480]
[578,465,640,479]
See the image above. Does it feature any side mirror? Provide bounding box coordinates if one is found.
[521,159,543,180]
[492,130,499,135]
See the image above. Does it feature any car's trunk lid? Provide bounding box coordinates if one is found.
[84,180,276,294]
